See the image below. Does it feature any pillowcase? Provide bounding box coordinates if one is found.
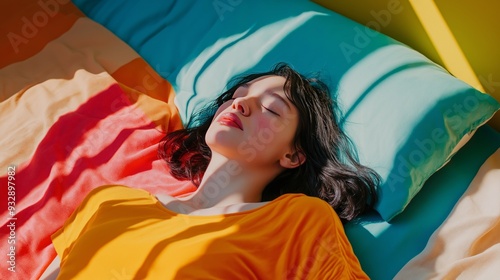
[167,0,500,220]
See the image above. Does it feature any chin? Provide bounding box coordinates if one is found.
[205,131,239,155]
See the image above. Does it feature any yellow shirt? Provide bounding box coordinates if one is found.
[52,185,368,279]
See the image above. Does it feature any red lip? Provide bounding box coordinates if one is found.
[218,113,243,130]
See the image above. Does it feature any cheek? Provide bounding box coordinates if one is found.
[255,117,279,136]
[256,117,270,130]
[254,117,293,147]
[262,115,296,132]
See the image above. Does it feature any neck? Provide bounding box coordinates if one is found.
[180,153,282,210]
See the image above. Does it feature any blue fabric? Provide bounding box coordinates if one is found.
[72,0,220,77]
[345,124,500,280]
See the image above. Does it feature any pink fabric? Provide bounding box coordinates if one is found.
[0,83,194,279]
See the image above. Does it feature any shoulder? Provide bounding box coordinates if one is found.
[277,194,342,226]
[272,195,369,278]
[280,193,334,212]
[66,185,156,226]
[88,184,150,196]
[82,185,153,207]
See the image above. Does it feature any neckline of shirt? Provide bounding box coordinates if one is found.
[151,192,307,219]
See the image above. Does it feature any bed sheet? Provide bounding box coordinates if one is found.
[0,0,195,278]
[395,146,500,279]
[72,0,221,83]
[345,125,500,280]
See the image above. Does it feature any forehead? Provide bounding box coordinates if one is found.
[247,75,287,92]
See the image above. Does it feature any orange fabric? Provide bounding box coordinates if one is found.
[0,17,139,102]
[52,185,369,279]
[0,0,84,68]
[111,58,183,132]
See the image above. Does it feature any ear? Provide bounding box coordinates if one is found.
[280,150,306,169]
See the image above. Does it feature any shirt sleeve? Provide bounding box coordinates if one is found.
[51,185,141,264]
[299,198,370,280]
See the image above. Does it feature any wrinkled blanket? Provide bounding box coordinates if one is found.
[0,0,195,278]
[395,148,500,279]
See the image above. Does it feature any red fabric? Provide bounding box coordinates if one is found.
[0,84,195,279]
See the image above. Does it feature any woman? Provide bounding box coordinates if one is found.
[44,63,380,279]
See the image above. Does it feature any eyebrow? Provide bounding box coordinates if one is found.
[266,90,291,110]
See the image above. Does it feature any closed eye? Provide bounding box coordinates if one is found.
[263,106,280,116]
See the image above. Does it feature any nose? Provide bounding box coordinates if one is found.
[232,97,250,116]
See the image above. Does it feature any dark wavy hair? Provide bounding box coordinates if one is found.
[159,63,380,223]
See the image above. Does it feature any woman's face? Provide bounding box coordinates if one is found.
[205,75,300,168]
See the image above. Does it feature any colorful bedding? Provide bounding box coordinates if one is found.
[344,125,500,279]
[1,1,499,279]
[0,0,195,278]
[395,148,500,279]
